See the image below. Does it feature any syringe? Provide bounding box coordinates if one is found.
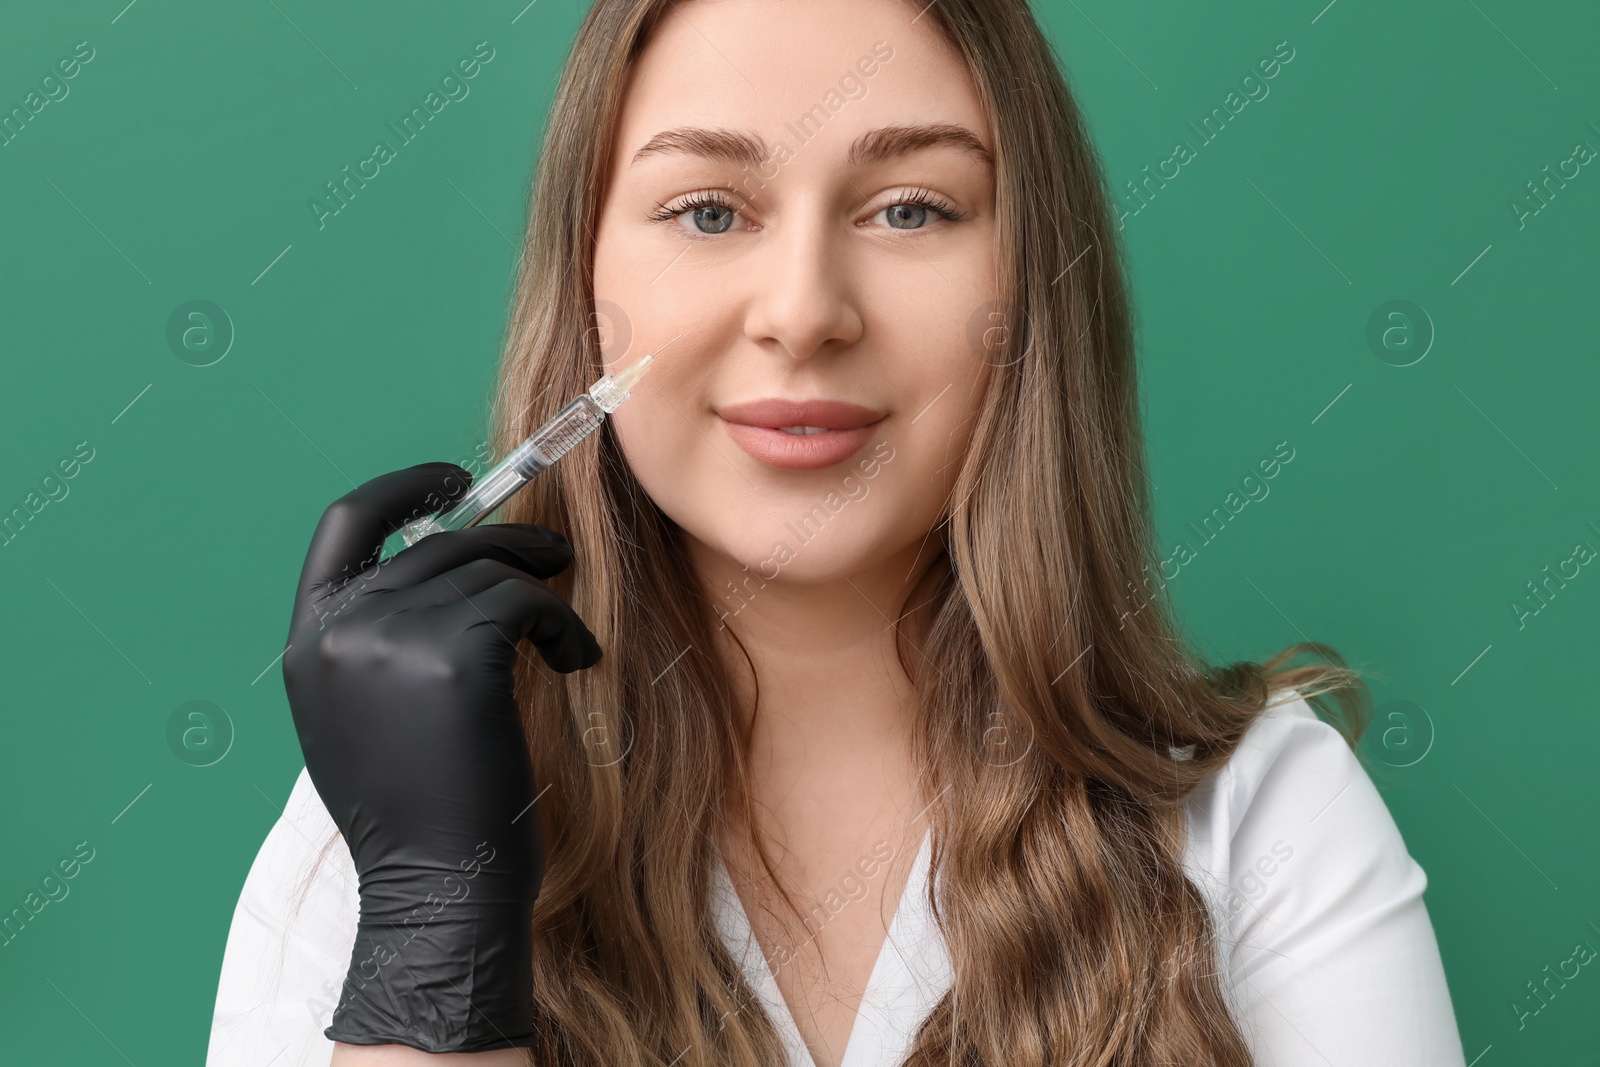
[393,336,677,552]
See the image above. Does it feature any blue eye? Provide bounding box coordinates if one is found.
[885,203,928,229]
[871,187,966,229]
[647,186,965,237]
[647,190,742,235]
[682,200,736,234]
[691,204,735,234]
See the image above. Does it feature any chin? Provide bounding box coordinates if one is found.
[701,517,903,585]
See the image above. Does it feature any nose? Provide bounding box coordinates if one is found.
[740,201,866,363]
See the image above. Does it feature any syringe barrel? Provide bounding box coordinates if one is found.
[511,394,606,474]
[398,394,606,547]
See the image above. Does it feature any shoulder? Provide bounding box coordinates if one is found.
[1180,690,1466,1064]
[1181,688,1415,940]
[207,766,357,1066]
[1183,688,1376,873]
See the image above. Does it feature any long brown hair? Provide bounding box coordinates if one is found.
[296,1,1370,1063]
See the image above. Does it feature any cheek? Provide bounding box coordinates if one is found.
[883,335,990,489]
[876,393,981,529]
[609,386,753,546]
[609,393,688,493]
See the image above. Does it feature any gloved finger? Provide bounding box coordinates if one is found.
[356,522,575,598]
[443,574,604,675]
[378,556,562,617]
[292,463,471,617]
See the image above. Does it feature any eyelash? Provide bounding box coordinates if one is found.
[646,185,966,234]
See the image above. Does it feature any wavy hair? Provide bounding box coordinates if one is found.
[297,1,1370,1063]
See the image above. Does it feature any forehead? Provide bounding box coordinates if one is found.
[611,0,990,171]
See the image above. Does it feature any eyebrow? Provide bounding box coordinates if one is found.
[629,122,994,169]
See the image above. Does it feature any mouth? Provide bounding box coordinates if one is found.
[717,397,887,471]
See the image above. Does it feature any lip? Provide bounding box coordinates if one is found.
[717,397,887,471]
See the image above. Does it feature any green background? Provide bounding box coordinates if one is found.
[1,0,1594,1062]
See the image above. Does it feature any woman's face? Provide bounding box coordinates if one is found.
[593,0,997,605]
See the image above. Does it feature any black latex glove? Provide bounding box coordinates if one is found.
[281,462,601,1053]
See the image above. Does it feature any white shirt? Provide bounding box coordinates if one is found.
[207,692,1466,1066]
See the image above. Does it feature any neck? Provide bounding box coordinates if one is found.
[691,536,948,826]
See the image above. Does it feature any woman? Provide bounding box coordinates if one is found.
[208,0,1465,1064]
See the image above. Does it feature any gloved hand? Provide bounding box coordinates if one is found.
[281,462,602,1053]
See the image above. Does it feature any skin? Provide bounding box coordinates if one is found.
[333,0,996,1062]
